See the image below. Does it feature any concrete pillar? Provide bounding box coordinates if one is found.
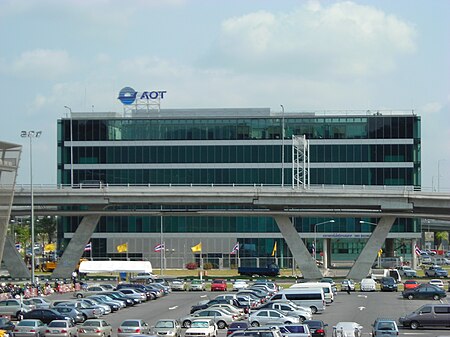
[411,239,418,269]
[52,214,101,279]
[273,215,322,280]
[322,238,328,270]
[385,238,395,257]
[347,216,396,281]
[326,239,332,268]
[2,236,30,278]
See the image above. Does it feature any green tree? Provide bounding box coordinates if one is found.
[435,231,449,247]
[16,224,30,255]
[35,216,57,244]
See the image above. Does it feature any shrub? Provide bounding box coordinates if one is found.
[185,262,198,270]
[203,262,214,270]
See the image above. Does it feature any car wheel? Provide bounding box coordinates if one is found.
[217,321,226,329]
[407,294,414,300]
[433,294,440,300]
[251,321,260,327]
[16,311,23,321]
[76,293,83,298]
[299,316,305,322]
[410,321,419,330]
[310,306,318,314]
[182,320,191,328]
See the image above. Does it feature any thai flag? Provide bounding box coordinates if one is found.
[414,245,421,256]
[84,242,92,252]
[230,242,239,255]
[154,243,165,252]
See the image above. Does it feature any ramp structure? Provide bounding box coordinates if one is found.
[0,141,30,278]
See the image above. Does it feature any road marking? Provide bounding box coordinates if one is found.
[200,295,208,298]
[169,306,178,310]
[357,295,367,298]
[358,306,365,311]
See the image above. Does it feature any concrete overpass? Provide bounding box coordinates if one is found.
[5,184,450,280]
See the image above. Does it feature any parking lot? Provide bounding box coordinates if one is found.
[41,284,450,337]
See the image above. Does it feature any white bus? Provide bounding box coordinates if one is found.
[269,288,326,314]
[289,282,334,303]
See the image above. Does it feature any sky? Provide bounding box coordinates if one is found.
[1,0,449,190]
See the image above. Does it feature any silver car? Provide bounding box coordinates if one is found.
[117,319,150,337]
[188,280,206,291]
[170,280,187,291]
[24,298,51,310]
[181,308,237,329]
[0,299,34,320]
[77,319,112,337]
[153,319,181,337]
[44,320,78,337]
[13,319,47,337]
[249,309,300,327]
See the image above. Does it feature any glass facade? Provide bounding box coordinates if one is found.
[57,109,421,261]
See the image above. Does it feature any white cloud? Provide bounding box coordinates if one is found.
[12,49,73,79]
[421,101,443,114]
[214,1,416,78]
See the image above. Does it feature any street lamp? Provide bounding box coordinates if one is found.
[20,130,42,284]
[313,220,335,260]
[280,105,285,187]
[64,106,74,187]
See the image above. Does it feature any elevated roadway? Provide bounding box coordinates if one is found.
[6,184,450,281]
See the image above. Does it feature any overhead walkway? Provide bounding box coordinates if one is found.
[8,184,450,280]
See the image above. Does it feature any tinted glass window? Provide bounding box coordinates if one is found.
[434,306,450,314]
[420,306,432,314]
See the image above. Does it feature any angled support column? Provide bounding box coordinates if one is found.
[2,236,30,278]
[52,214,101,279]
[347,216,396,281]
[273,215,323,280]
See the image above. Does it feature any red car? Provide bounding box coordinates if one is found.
[403,280,420,290]
[210,279,227,291]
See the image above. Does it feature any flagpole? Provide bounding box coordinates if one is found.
[126,242,129,261]
[90,243,93,261]
[160,207,163,276]
[237,243,240,268]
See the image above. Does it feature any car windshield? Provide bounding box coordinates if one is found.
[191,321,209,328]
[156,321,174,328]
[377,322,396,330]
[18,321,36,326]
[192,280,202,284]
[83,321,100,327]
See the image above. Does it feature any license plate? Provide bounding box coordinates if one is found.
[53,330,60,333]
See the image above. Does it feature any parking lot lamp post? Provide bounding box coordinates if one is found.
[21,130,42,284]
[313,220,335,261]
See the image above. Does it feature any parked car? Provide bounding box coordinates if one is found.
[0,317,15,335]
[303,320,327,337]
[152,319,181,337]
[181,308,236,329]
[87,295,122,311]
[44,320,78,337]
[117,319,150,337]
[399,303,450,329]
[0,299,34,320]
[12,319,47,337]
[52,306,85,324]
[211,279,228,292]
[22,309,72,325]
[360,278,376,292]
[77,319,112,337]
[429,279,444,289]
[232,281,249,292]
[425,265,448,278]
[402,284,447,300]
[229,326,282,337]
[331,322,363,337]
[73,286,109,299]
[226,322,249,336]
[276,324,310,337]
[403,280,420,290]
[340,279,355,292]
[183,319,217,337]
[188,279,206,291]
[53,301,102,320]
[397,266,417,278]
[170,280,187,291]
[24,298,51,310]
[249,309,300,327]
[371,318,398,337]
[380,277,398,292]
[117,289,146,303]
[256,301,312,322]
[420,256,433,264]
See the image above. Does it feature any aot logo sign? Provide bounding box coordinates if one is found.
[117,86,167,105]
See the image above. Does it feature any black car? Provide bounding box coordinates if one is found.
[0,317,15,334]
[23,309,73,324]
[226,322,249,336]
[380,277,398,292]
[304,320,328,337]
[402,284,447,300]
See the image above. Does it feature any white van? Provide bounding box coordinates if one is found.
[269,288,326,314]
[289,282,334,304]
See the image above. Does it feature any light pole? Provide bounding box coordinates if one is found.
[21,130,42,284]
[313,220,335,260]
[64,106,74,187]
[280,105,285,187]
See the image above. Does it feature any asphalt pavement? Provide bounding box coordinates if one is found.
[46,288,450,337]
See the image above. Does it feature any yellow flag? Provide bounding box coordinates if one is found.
[44,243,56,252]
[378,248,383,257]
[117,243,128,253]
[191,242,202,253]
[271,241,277,257]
